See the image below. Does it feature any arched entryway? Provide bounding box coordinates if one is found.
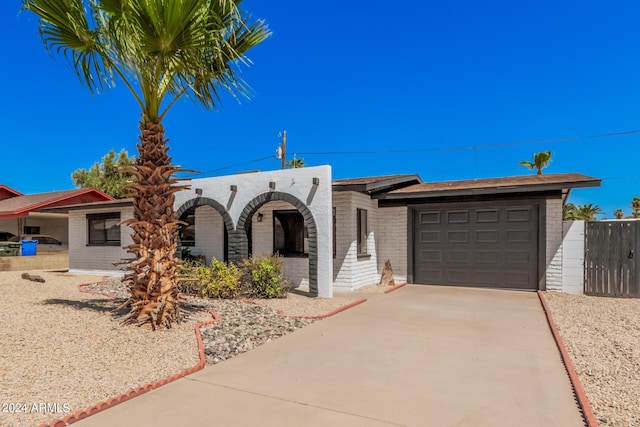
[176,197,235,263]
[234,192,319,296]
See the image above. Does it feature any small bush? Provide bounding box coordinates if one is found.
[178,258,241,299]
[240,254,289,299]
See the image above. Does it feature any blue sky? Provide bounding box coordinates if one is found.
[2,1,640,217]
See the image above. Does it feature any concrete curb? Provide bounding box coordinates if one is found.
[41,280,219,427]
[384,281,408,294]
[291,298,368,319]
[537,291,599,427]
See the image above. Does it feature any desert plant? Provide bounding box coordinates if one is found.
[178,258,241,299]
[614,209,625,219]
[240,255,289,298]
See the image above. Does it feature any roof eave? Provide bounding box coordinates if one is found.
[377,179,601,200]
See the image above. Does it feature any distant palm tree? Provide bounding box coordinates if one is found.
[24,0,270,329]
[519,151,552,175]
[563,203,577,220]
[563,203,602,221]
[576,204,603,221]
[614,209,625,219]
[286,156,306,169]
[632,197,640,218]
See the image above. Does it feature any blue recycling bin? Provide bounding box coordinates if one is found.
[21,240,37,256]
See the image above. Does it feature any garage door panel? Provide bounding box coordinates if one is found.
[447,250,469,263]
[414,203,538,290]
[420,250,442,263]
[420,231,441,243]
[506,208,531,222]
[476,230,499,243]
[506,251,531,265]
[447,211,469,224]
[420,212,441,224]
[476,209,499,223]
[447,230,469,243]
[476,251,499,265]
[507,230,532,243]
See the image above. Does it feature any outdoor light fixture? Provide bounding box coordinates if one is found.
[269,182,276,190]
[195,188,203,196]
[312,177,320,185]
[257,212,264,222]
[230,185,237,192]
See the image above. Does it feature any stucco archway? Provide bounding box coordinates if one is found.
[176,197,235,262]
[234,191,319,296]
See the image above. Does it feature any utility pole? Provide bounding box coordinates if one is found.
[279,131,287,170]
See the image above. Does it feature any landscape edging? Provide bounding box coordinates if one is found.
[537,290,599,427]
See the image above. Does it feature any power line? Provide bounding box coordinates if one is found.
[180,155,275,177]
[179,128,640,178]
[294,129,640,156]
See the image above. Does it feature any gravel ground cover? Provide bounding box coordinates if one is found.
[543,292,640,427]
[0,272,368,427]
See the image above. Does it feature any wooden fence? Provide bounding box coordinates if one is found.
[584,221,640,297]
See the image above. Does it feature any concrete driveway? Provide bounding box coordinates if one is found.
[77,285,584,427]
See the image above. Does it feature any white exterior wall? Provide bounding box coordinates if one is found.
[68,206,134,276]
[545,197,564,291]
[561,220,585,294]
[174,166,334,297]
[332,191,379,291]
[376,206,408,281]
[192,205,224,263]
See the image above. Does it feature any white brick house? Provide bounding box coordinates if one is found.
[49,167,600,296]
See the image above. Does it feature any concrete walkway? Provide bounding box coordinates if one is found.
[76,285,584,427]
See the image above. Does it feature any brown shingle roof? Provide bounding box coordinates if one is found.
[381,173,600,199]
[332,174,422,193]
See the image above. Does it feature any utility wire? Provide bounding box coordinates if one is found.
[181,128,640,178]
[294,129,640,156]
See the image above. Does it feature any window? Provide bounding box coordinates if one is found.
[87,213,120,245]
[357,208,368,256]
[178,207,196,246]
[273,210,308,256]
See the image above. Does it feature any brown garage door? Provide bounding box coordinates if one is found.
[413,202,539,289]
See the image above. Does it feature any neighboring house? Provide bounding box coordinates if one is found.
[0,185,114,245]
[44,166,600,297]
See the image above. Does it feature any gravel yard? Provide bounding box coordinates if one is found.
[543,292,640,427]
[0,271,371,427]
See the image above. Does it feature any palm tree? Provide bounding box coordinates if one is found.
[563,203,602,221]
[632,197,640,218]
[519,151,552,175]
[563,203,577,220]
[286,156,306,169]
[24,0,270,329]
[575,203,603,221]
[614,209,625,219]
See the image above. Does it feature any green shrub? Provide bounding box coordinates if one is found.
[240,254,289,299]
[178,258,241,299]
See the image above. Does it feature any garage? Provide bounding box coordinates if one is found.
[412,201,539,289]
[375,173,602,291]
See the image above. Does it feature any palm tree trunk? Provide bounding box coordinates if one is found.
[121,116,187,329]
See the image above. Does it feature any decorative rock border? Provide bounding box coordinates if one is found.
[537,291,599,427]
